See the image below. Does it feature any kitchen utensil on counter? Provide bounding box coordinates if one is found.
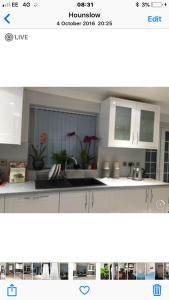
[102,161,111,178]
[55,164,61,178]
[48,164,56,180]
[128,162,134,179]
[48,164,62,180]
[132,167,144,181]
[113,161,120,178]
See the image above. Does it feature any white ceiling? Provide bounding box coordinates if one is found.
[26,87,169,115]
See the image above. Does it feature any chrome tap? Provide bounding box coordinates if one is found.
[64,156,78,174]
[70,156,78,166]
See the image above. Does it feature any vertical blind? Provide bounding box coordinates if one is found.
[29,107,97,167]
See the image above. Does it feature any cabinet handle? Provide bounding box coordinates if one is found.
[145,189,147,204]
[137,132,139,144]
[24,195,50,200]
[85,193,88,210]
[34,195,49,199]
[151,189,153,203]
[91,192,94,208]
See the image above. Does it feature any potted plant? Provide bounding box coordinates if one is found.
[52,150,75,178]
[67,132,99,169]
[52,150,74,169]
[30,132,48,170]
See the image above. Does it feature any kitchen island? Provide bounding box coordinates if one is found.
[0,178,169,213]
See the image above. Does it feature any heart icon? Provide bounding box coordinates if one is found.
[79,286,90,295]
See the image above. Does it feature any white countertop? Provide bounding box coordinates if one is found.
[97,177,169,187]
[0,181,36,195]
[0,178,168,196]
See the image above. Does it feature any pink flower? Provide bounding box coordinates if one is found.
[40,132,48,144]
[91,136,99,141]
[83,135,99,143]
[83,136,91,143]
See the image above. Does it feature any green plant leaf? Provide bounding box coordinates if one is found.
[31,144,38,158]
[52,150,74,167]
[39,145,46,157]
[88,155,96,161]
[29,154,35,159]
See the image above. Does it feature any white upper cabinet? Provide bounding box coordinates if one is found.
[99,97,160,149]
[0,88,23,145]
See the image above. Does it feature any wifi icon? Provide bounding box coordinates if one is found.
[2,2,11,7]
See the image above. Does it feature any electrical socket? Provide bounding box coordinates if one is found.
[0,160,7,167]
[128,162,134,167]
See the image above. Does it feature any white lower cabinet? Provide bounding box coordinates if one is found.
[112,187,169,213]
[80,188,148,213]
[112,188,147,213]
[59,191,88,213]
[5,193,59,213]
[89,190,112,213]
[59,190,110,213]
[147,187,169,213]
[59,187,169,213]
[0,197,5,213]
[3,186,169,213]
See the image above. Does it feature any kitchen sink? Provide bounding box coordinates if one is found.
[35,179,72,189]
[35,178,105,189]
[67,177,105,187]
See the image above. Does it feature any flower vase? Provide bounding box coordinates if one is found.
[32,159,45,171]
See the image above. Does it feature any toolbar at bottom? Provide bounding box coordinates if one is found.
[0,281,168,299]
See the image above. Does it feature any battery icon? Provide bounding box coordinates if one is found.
[151,2,163,7]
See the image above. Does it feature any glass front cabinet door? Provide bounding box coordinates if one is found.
[136,103,160,149]
[110,100,136,147]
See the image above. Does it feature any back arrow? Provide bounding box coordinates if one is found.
[4,14,10,24]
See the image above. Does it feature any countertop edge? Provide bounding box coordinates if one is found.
[0,180,169,196]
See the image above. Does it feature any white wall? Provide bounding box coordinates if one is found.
[0,142,28,161]
[25,89,99,114]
